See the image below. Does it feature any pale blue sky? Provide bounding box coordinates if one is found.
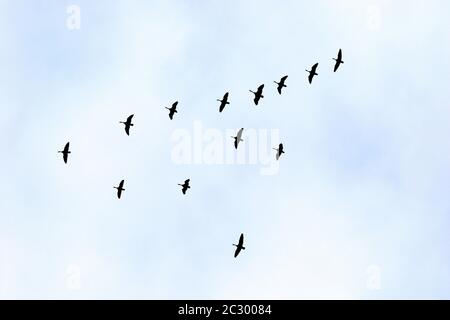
[0,0,450,299]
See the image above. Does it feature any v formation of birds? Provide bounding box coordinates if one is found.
[58,49,344,258]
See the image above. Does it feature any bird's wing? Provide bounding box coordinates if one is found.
[258,84,264,92]
[308,73,313,83]
[338,49,342,60]
[63,153,68,163]
[224,92,229,100]
[234,247,240,258]
[185,179,190,184]
[119,180,124,188]
[125,126,130,135]
[237,128,243,140]
[172,101,178,108]
[127,114,134,122]
[334,62,339,72]
[281,75,288,82]
[312,63,318,72]
[64,142,70,152]
[239,233,244,246]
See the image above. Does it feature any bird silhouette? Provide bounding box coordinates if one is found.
[120,114,134,135]
[333,49,344,72]
[231,128,244,149]
[165,101,178,120]
[217,92,230,113]
[178,179,190,194]
[114,180,125,199]
[249,84,264,105]
[273,143,285,160]
[58,142,71,164]
[274,75,288,94]
[306,63,319,84]
[233,233,245,258]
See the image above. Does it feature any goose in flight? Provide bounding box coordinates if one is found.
[274,75,288,94]
[233,233,245,258]
[120,114,134,135]
[165,101,178,120]
[58,142,71,164]
[273,143,285,160]
[249,84,264,105]
[306,63,319,84]
[333,49,344,72]
[231,128,244,149]
[178,179,190,194]
[217,92,230,113]
[114,180,125,199]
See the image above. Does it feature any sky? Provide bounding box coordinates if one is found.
[0,0,450,299]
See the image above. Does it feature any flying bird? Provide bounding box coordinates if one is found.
[274,75,288,94]
[273,143,285,160]
[217,92,230,113]
[165,101,178,120]
[249,84,264,105]
[114,180,125,199]
[333,49,344,72]
[306,63,319,84]
[120,114,134,135]
[178,179,190,194]
[231,128,244,149]
[233,233,245,258]
[58,142,71,164]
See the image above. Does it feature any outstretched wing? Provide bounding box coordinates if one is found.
[127,114,134,122]
[308,73,314,84]
[124,126,130,135]
[234,246,241,258]
[119,180,124,189]
[63,152,68,163]
[239,233,244,246]
[172,101,178,109]
[281,75,288,83]
[236,128,244,141]
[257,84,264,94]
[223,92,229,101]
[64,142,70,153]
[338,49,342,61]
[185,179,190,185]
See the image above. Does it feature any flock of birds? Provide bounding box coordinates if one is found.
[58,49,344,258]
